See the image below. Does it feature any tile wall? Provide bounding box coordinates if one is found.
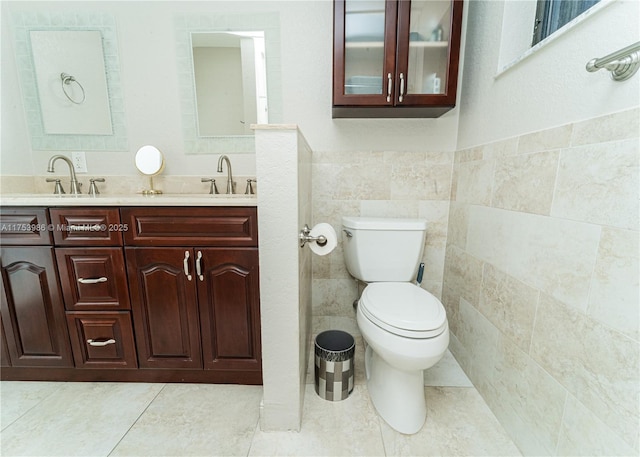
[444,107,639,456]
[311,149,454,334]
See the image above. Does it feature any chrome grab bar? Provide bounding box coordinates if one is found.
[586,41,640,81]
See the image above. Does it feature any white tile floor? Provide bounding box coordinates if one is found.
[1,350,521,457]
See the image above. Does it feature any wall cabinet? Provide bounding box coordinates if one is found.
[333,0,463,118]
[0,206,261,384]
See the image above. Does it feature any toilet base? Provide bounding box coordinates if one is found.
[365,345,426,434]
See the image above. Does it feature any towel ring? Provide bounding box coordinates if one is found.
[60,72,86,104]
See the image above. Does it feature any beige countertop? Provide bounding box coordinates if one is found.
[0,193,257,207]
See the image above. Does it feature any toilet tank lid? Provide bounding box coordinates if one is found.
[342,216,427,231]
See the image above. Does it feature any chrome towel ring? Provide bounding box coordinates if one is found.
[60,72,86,104]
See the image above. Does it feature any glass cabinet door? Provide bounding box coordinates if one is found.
[396,0,462,105]
[334,0,397,105]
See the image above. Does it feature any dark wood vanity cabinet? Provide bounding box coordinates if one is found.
[0,206,261,384]
[333,0,463,118]
[123,207,261,380]
[0,208,73,367]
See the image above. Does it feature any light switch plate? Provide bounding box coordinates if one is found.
[71,151,88,173]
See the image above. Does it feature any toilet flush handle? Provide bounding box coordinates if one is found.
[343,229,352,238]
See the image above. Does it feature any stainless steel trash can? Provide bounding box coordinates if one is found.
[314,330,355,401]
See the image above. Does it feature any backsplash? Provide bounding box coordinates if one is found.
[445,107,639,455]
[1,175,256,196]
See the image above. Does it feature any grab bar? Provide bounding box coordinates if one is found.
[586,41,640,81]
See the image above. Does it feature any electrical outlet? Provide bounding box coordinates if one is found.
[71,151,88,173]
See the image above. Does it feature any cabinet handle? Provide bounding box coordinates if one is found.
[68,224,102,232]
[195,251,204,281]
[183,250,192,281]
[77,277,108,284]
[399,73,405,103]
[386,73,392,103]
[87,338,116,347]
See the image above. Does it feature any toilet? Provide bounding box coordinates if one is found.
[342,216,449,434]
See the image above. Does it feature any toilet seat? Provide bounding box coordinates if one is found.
[359,282,447,338]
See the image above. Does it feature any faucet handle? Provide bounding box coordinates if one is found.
[201,178,219,195]
[46,178,66,195]
[88,178,105,196]
[245,179,256,195]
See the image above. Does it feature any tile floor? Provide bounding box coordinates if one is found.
[1,350,521,457]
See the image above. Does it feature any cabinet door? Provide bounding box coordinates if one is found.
[0,247,73,367]
[126,248,202,369]
[395,0,463,106]
[56,248,130,311]
[197,248,261,372]
[1,316,11,367]
[333,0,398,106]
[66,311,137,368]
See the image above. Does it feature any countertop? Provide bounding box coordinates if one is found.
[0,193,258,207]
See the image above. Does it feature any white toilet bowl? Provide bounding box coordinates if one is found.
[357,282,449,434]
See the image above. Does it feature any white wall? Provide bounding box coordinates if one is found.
[457,0,640,148]
[1,1,460,179]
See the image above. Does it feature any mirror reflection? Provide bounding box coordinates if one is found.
[191,32,268,137]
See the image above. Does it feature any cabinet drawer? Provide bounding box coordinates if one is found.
[50,208,123,246]
[56,248,130,311]
[122,207,258,247]
[0,207,51,245]
[66,312,137,369]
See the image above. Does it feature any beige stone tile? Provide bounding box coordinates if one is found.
[380,387,521,456]
[312,163,390,201]
[455,159,494,205]
[111,384,262,456]
[359,199,420,217]
[455,146,483,163]
[571,108,640,146]
[588,227,639,341]
[423,349,473,387]
[457,298,499,384]
[249,385,385,456]
[481,136,519,160]
[467,206,601,311]
[492,150,559,215]
[312,278,358,317]
[443,245,484,307]
[491,336,566,456]
[390,164,452,200]
[0,381,61,430]
[531,294,640,448]
[479,263,539,352]
[1,382,163,457]
[383,151,426,164]
[441,284,461,335]
[518,123,572,154]
[557,394,638,456]
[0,176,36,194]
[552,139,639,230]
[446,201,468,249]
[312,315,360,336]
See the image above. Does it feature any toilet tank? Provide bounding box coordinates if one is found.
[341,216,427,282]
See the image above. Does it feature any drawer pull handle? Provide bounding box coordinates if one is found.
[184,250,192,281]
[68,224,103,232]
[196,251,204,281]
[77,277,108,284]
[87,338,116,347]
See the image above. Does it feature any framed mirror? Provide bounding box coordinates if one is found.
[192,31,268,137]
[10,12,127,151]
[175,12,282,154]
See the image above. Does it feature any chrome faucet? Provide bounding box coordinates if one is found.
[47,155,81,194]
[217,155,234,194]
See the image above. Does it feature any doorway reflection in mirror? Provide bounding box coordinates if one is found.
[191,32,268,137]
